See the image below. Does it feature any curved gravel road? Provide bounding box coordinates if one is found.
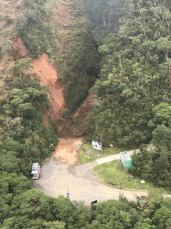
[34,139,169,205]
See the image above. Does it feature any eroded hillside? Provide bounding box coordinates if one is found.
[0,0,100,183]
[0,0,100,121]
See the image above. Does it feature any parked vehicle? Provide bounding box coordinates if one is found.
[31,163,40,180]
[92,141,102,151]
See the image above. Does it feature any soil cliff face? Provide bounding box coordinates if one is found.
[58,94,97,138]
[11,38,67,120]
[52,0,100,112]
[28,53,67,120]
[0,0,100,130]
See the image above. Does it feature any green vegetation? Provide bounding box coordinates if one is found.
[0,60,63,228]
[129,144,171,191]
[79,152,97,164]
[1,0,171,228]
[1,186,171,229]
[78,142,127,164]
[88,0,171,146]
[0,61,58,177]
[18,0,100,111]
[18,0,60,58]
[94,160,167,193]
[87,0,171,191]
[83,0,125,38]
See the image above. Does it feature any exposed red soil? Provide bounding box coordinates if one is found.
[15,4,73,121]
[57,115,74,139]
[53,138,83,165]
[11,38,30,60]
[58,94,97,138]
[74,94,97,121]
[11,38,67,121]
[27,53,67,120]
[9,3,95,137]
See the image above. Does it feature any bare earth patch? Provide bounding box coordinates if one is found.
[27,53,67,120]
[53,138,83,165]
[11,37,30,60]
[74,94,97,121]
[34,139,171,205]
[57,95,97,138]
[11,38,68,121]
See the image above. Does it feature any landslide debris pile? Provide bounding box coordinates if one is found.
[0,0,100,227]
[18,0,100,112]
[1,0,171,228]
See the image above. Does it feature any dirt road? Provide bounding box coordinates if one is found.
[34,159,148,205]
[34,139,168,205]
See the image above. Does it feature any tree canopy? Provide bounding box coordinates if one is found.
[83,0,125,38]
[1,0,171,227]
[87,0,171,190]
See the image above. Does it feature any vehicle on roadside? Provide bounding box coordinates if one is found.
[31,163,40,180]
[92,141,102,151]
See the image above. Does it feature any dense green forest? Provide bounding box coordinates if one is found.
[88,0,171,190]
[1,0,171,228]
[2,183,171,229]
[0,66,58,175]
[83,0,125,38]
[0,58,59,227]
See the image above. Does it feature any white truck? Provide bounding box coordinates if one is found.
[92,141,102,151]
[31,163,40,180]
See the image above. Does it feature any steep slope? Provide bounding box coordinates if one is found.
[27,53,67,120]
[0,0,100,121]
[83,0,125,38]
[88,0,171,146]
[88,0,171,189]
[0,1,99,226]
[0,0,100,216]
[11,38,67,119]
[58,94,97,138]
[0,0,101,177]
[17,0,100,114]
[1,0,171,228]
